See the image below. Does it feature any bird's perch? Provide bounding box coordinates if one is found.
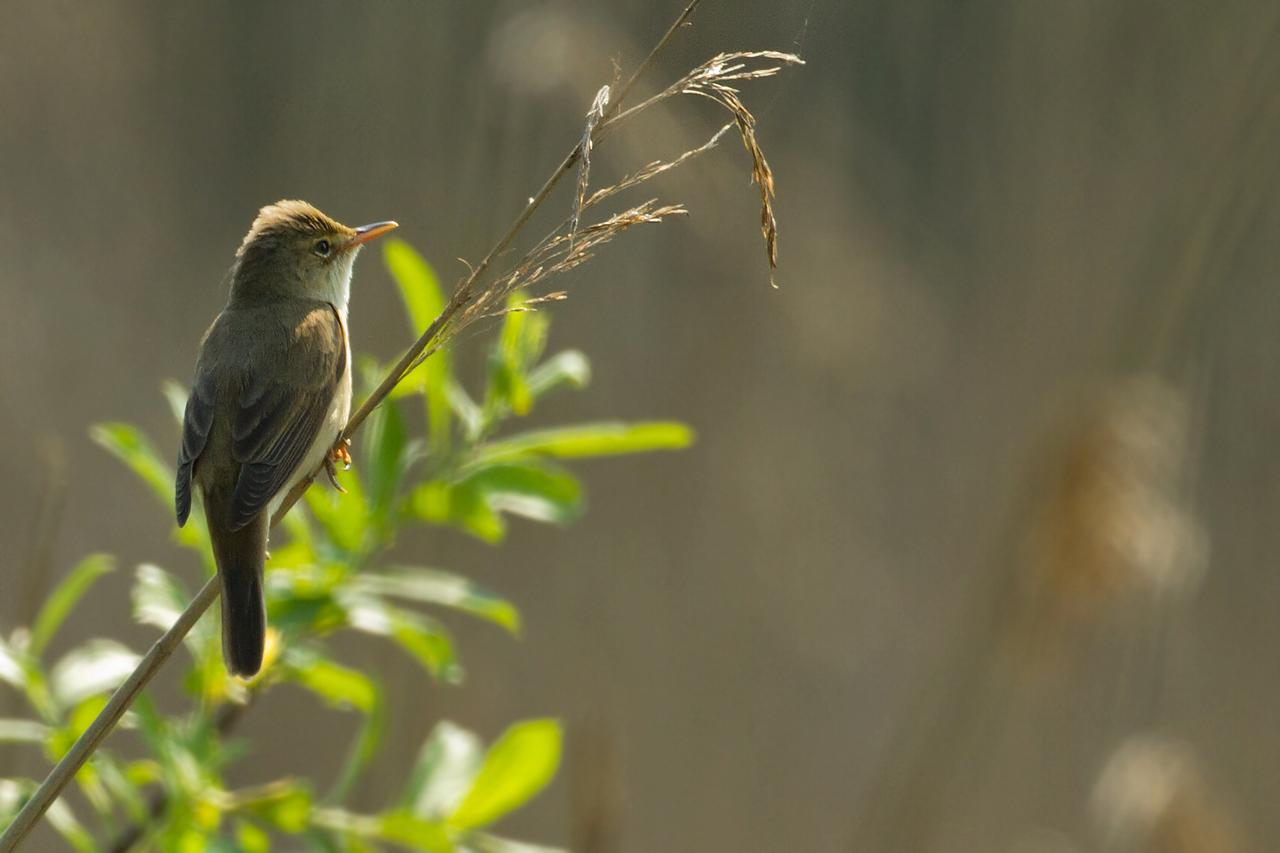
[0,3,707,848]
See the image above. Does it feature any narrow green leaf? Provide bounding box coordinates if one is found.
[461,461,583,527]
[358,568,520,635]
[525,350,591,399]
[0,718,48,743]
[48,696,109,760]
[285,650,377,714]
[267,565,350,637]
[132,563,185,631]
[409,481,506,544]
[96,754,149,823]
[132,564,213,656]
[377,810,451,852]
[363,397,410,525]
[448,719,562,831]
[446,380,483,441]
[341,594,460,682]
[30,554,114,657]
[473,422,693,465]
[305,471,370,555]
[384,238,451,451]
[485,297,549,420]
[328,692,387,805]
[0,779,27,818]
[162,380,190,425]
[50,639,141,707]
[0,636,26,689]
[91,422,174,506]
[384,239,446,338]
[400,721,484,819]
[240,781,313,834]
[389,611,460,683]
[46,795,97,853]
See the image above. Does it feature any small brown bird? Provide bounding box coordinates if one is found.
[176,201,397,677]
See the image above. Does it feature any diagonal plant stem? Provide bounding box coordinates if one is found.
[0,3,705,850]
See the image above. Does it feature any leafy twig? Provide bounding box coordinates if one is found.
[0,3,710,849]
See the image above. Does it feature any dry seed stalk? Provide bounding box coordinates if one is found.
[0,4,802,847]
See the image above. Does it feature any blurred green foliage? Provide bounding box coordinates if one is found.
[0,239,692,851]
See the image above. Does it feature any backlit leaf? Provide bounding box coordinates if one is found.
[357,568,520,635]
[409,480,506,544]
[50,640,140,707]
[0,718,48,743]
[384,239,451,451]
[285,650,377,714]
[400,720,483,819]
[30,554,114,657]
[525,350,591,399]
[448,719,562,831]
[460,461,582,526]
[473,422,693,465]
[91,423,174,507]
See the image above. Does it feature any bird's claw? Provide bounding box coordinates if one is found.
[323,438,352,493]
[331,438,352,470]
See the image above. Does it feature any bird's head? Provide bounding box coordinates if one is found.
[230,199,397,308]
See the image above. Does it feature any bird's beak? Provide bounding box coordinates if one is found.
[345,220,399,250]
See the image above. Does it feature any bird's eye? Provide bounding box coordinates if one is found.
[312,239,331,257]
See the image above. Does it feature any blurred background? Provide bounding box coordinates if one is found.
[2,1,1278,850]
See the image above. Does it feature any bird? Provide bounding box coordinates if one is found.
[175,200,397,677]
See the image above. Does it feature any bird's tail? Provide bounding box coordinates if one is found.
[207,504,268,677]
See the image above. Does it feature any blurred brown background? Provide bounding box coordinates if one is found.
[3,1,1279,851]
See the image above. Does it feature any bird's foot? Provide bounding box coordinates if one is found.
[323,438,352,493]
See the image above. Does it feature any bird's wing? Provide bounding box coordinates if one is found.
[175,301,346,531]
[227,303,346,530]
[176,367,216,526]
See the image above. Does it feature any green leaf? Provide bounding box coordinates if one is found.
[240,781,313,834]
[91,422,174,506]
[473,422,693,465]
[0,718,48,743]
[267,566,350,639]
[525,350,591,400]
[305,472,371,555]
[460,461,583,527]
[448,719,562,831]
[132,564,214,658]
[409,481,506,544]
[357,568,521,635]
[447,380,483,441]
[132,563,185,632]
[96,754,149,823]
[0,636,25,689]
[384,239,446,342]
[30,554,114,657]
[46,795,96,853]
[363,397,410,525]
[236,820,272,853]
[485,297,549,419]
[341,595,460,682]
[162,380,190,425]
[285,650,377,714]
[400,721,483,819]
[390,611,459,683]
[408,460,585,540]
[384,238,451,451]
[377,810,451,852]
[50,639,141,707]
[48,696,110,760]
